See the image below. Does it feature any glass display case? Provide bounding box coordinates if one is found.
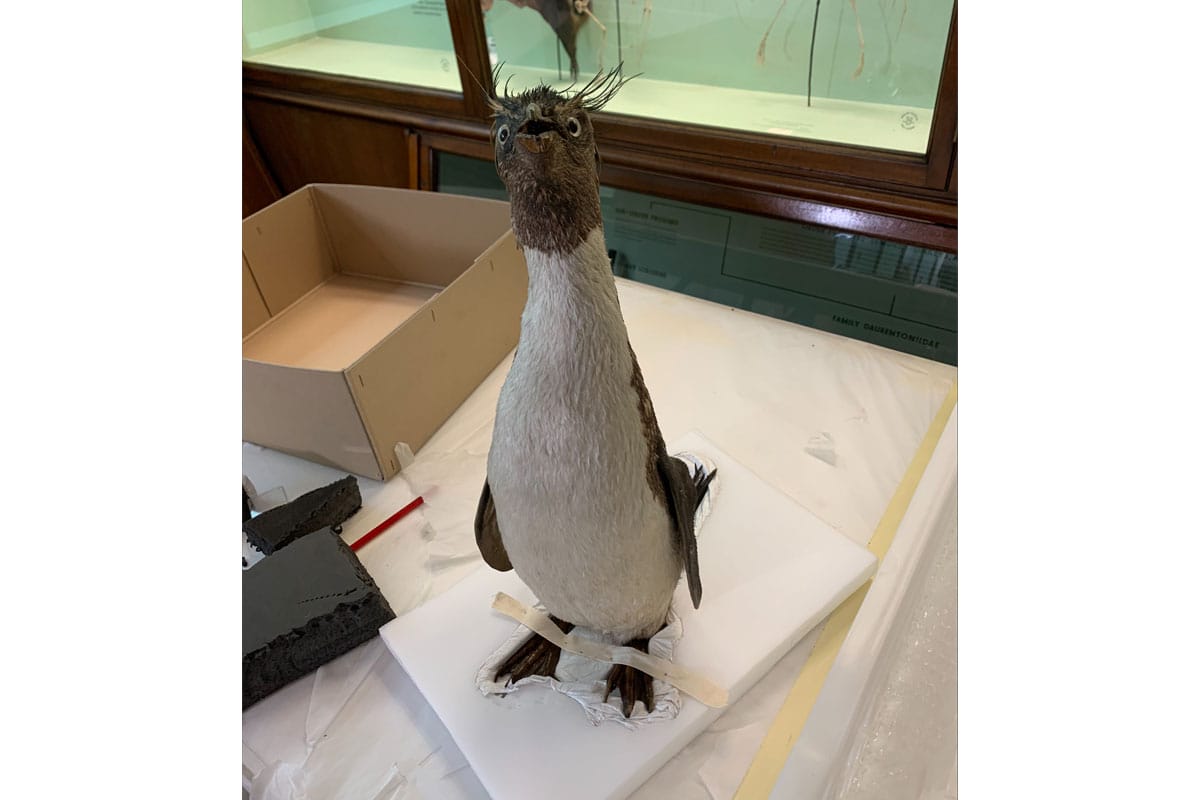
[243,1,956,265]
[437,152,957,363]
[481,0,955,151]
[242,0,462,92]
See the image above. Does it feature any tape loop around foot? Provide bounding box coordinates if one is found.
[491,592,729,708]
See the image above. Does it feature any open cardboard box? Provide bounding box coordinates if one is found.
[242,184,525,480]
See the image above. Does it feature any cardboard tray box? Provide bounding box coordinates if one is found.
[242,184,525,480]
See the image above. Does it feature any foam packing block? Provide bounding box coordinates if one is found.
[243,475,361,555]
[379,432,876,800]
[243,528,395,709]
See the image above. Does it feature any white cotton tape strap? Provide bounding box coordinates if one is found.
[491,592,730,708]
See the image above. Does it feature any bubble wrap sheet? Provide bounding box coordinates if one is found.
[771,407,958,800]
[241,277,957,800]
[837,505,957,800]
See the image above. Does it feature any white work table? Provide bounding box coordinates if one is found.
[242,276,958,800]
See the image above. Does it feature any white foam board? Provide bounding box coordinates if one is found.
[378,432,876,800]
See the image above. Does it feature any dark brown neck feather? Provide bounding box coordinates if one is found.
[507,171,603,255]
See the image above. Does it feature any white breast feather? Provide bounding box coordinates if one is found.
[487,229,680,641]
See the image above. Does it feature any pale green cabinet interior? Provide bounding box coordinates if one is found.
[242,0,955,151]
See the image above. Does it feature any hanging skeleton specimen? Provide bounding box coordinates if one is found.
[752,0,866,78]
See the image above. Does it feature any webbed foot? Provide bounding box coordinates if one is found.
[495,615,574,686]
[603,637,654,718]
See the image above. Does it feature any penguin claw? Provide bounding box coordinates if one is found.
[603,638,654,718]
[495,615,574,687]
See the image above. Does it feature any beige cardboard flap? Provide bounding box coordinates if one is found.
[348,231,527,477]
[243,187,337,315]
[242,255,271,338]
[242,360,382,480]
[311,184,513,288]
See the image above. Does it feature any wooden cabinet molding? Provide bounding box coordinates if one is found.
[418,131,955,252]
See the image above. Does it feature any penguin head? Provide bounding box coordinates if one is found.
[488,68,628,196]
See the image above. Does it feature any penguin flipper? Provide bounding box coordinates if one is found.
[658,454,716,610]
[475,479,513,571]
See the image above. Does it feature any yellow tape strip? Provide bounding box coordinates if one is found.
[492,592,730,707]
[734,381,958,799]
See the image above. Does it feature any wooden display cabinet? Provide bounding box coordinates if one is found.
[243,0,956,253]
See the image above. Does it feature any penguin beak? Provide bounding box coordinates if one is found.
[515,104,561,154]
[517,133,553,154]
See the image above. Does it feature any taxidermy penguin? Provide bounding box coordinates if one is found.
[474,69,716,718]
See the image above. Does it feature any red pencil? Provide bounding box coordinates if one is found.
[350,496,425,551]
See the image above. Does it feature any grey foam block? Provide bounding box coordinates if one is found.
[243,475,361,555]
[242,528,395,709]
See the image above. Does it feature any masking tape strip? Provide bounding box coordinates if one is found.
[734,380,958,799]
[393,442,416,470]
[491,592,730,708]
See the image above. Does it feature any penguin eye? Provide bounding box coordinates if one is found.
[566,117,582,137]
[497,124,510,144]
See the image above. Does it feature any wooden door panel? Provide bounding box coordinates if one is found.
[244,99,416,194]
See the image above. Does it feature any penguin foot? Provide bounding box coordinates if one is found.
[495,615,574,687]
[603,638,654,718]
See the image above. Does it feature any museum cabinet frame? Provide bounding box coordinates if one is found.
[243,0,957,252]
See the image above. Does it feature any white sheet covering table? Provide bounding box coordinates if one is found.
[242,276,957,800]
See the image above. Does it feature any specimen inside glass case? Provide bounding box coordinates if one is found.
[241,0,955,150]
[481,1,610,79]
[483,0,956,151]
